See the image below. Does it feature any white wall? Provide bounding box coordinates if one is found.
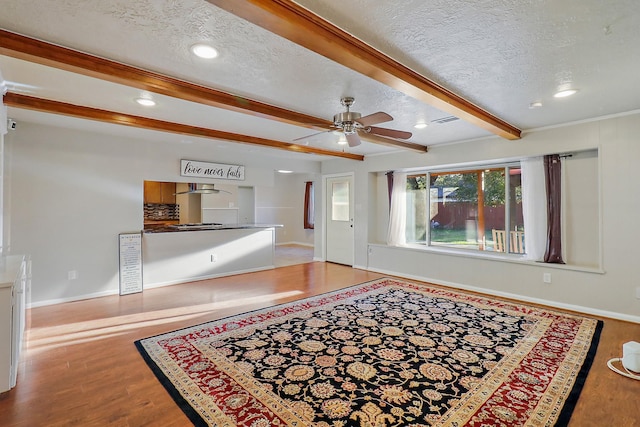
[255,172,317,246]
[201,182,240,224]
[563,149,600,267]
[0,101,6,253]
[322,112,640,320]
[4,122,321,305]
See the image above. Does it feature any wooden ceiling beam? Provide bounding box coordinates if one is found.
[0,29,327,129]
[207,0,522,141]
[3,93,364,161]
[0,29,428,153]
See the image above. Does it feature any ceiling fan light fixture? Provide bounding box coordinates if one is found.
[190,43,219,59]
[296,97,410,148]
[135,97,156,106]
[553,89,578,98]
[342,122,357,134]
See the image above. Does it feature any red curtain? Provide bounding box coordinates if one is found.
[304,181,314,229]
[543,154,564,263]
[386,171,394,212]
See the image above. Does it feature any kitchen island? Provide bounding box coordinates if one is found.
[142,224,282,288]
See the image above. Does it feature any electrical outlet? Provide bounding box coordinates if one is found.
[211,254,218,263]
[68,270,78,280]
[543,273,552,284]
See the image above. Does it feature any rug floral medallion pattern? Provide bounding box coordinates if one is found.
[136,278,601,427]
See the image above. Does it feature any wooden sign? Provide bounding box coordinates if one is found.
[181,159,245,181]
[119,232,143,295]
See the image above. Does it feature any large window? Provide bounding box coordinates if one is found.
[406,165,524,253]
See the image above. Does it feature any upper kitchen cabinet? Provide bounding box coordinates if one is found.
[160,182,176,204]
[144,181,176,204]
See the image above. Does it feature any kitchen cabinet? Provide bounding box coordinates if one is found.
[144,181,176,204]
[0,255,27,393]
[161,182,176,204]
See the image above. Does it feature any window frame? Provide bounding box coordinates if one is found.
[406,161,523,255]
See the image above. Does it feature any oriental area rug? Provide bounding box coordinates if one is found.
[135,278,602,427]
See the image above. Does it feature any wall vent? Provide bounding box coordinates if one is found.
[431,116,459,124]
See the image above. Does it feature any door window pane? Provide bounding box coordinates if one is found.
[331,182,349,221]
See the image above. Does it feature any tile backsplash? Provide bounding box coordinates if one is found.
[144,203,180,220]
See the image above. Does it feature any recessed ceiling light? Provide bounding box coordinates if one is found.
[529,101,543,109]
[135,97,156,106]
[553,89,579,98]
[277,170,293,174]
[190,43,219,59]
[414,122,428,129]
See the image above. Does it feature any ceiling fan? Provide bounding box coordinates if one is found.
[174,183,232,195]
[296,97,413,147]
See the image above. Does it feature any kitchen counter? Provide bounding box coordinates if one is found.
[142,224,280,287]
[143,223,282,233]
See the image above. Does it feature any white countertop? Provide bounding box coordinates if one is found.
[144,223,283,233]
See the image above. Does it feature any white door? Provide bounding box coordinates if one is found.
[325,175,354,265]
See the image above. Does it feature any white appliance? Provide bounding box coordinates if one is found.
[608,341,640,380]
[622,341,640,373]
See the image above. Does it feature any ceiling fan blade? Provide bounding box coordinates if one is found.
[356,111,393,127]
[346,132,361,147]
[366,126,412,140]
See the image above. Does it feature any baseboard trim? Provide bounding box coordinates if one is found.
[367,266,640,324]
[276,241,314,247]
[144,266,275,289]
[29,266,276,308]
[29,289,119,308]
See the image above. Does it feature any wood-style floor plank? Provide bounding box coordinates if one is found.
[0,262,638,426]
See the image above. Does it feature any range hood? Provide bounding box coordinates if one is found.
[174,183,231,195]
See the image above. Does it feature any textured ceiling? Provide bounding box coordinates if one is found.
[1,0,639,159]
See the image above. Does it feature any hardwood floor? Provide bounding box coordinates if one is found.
[274,243,314,267]
[0,263,638,426]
